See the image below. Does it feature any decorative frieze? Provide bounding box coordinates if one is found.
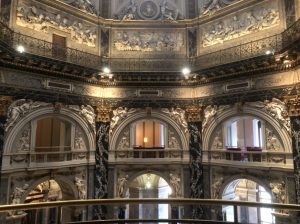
[16,2,96,47]
[198,0,238,16]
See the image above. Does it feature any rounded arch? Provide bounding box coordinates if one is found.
[4,107,96,154]
[19,175,77,203]
[110,111,189,151]
[126,169,172,190]
[220,174,272,201]
[203,105,292,152]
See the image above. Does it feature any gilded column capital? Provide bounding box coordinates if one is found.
[185,105,202,123]
[0,96,12,116]
[96,100,112,122]
[284,95,300,116]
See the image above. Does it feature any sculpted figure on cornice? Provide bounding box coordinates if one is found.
[162,107,188,133]
[113,31,184,52]
[246,98,290,132]
[115,0,184,21]
[5,99,51,132]
[202,5,279,47]
[16,3,96,47]
[202,105,230,130]
[110,107,136,133]
[68,105,96,131]
[60,0,97,15]
[199,0,238,16]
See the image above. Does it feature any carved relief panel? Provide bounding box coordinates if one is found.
[16,0,97,47]
[200,0,282,51]
[111,29,186,57]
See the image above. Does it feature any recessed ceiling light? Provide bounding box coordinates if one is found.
[16,45,25,53]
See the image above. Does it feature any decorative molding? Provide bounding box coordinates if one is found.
[284,95,300,116]
[96,101,112,123]
[16,2,96,47]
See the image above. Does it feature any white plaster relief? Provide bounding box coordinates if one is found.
[113,30,184,52]
[161,108,188,133]
[201,2,280,47]
[16,2,96,47]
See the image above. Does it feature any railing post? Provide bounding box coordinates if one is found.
[58,206,63,224]
[233,205,238,224]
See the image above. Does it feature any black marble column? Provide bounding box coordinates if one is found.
[290,116,300,222]
[291,117,300,203]
[189,122,204,219]
[94,122,109,220]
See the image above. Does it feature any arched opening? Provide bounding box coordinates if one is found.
[224,116,263,149]
[21,180,63,224]
[34,117,72,162]
[132,120,165,148]
[222,179,274,224]
[127,173,171,221]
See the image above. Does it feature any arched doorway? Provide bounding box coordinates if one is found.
[22,180,63,224]
[128,173,172,222]
[222,179,274,224]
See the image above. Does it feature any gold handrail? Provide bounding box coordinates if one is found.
[0,198,299,212]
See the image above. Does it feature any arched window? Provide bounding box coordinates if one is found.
[222,179,274,224]
[132,120,165,148]
[225,116,263,149]
[34,117,72,162]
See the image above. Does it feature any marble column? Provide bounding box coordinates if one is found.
[189,121,204,219]
[284,96,300,223]
[93,104,111,220]
[0,96,11,187]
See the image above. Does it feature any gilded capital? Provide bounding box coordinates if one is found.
[96,101,112,122]
[284,95,300,117]
[0,96,12,116]
[185,105,202,123]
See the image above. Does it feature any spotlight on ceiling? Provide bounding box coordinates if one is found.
[182,67,191,76]
[102,67,111,74]
[16,45,25,53]
[265,49,274,55]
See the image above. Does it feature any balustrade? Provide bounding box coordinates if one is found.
[0,19,300,72]
[203,149,293,168]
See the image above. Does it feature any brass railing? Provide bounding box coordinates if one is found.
[0,19,300,72]
[0,198,299,224]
